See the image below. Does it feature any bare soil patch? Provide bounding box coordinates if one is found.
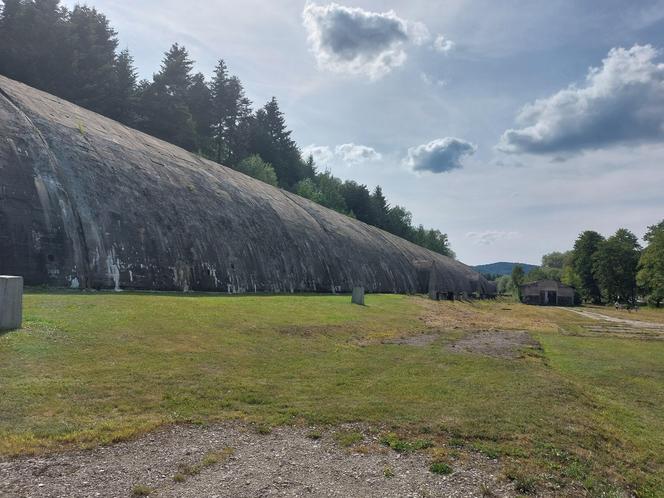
[448,331,541,359]
[0,424,515,498]
[382,333,439,346]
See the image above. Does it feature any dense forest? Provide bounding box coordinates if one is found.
[0,0,454,258]
[493,220,664,307]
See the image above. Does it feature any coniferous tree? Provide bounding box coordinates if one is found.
[63,5,118,115]
[186,72,213,153]
[250,97,307,188]
[370,186,389,230]
[138,43,197,150]
[107,48,138,125]
[223,76,253,165]
[0,0,69,94]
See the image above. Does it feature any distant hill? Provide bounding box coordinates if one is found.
[473,262,538,277]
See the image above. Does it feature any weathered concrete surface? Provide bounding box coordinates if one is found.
[0,275,22,330]
[0,75,489,294]
[351,286,365,305]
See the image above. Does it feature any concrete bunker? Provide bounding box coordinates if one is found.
[0,75,489,295]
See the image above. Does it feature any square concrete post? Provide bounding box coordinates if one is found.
[351,286,365,305]
[0,276,23,331]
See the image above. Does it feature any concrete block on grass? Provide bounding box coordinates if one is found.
[351,286,365,306]
[0,276,23,330]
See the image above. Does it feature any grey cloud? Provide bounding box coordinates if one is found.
[405,137,476,173]
[302,3,428,79]
[498,44,664,155]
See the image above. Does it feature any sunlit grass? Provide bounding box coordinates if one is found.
[1,292,663,495]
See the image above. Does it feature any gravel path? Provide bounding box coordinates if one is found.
[0,424,516,498]
[564,308,664,329]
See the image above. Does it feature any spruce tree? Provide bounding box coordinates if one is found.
[63,5,118,115]
[108,49,138,125]
[137,43,197,150]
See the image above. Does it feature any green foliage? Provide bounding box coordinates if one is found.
[235,155,278,186]
[523,266,562,283]
[380,433,433,452]
[638,221,664,307]
[571,231,605,304]
[592,229,641,304]
[541,251,569,269]
[511,265,525,300]
[334,430,363,447]
[429,462,453,475]
[495,275,514,295]
[131,484,153,496]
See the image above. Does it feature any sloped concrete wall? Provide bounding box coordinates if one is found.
[0,75,488,294]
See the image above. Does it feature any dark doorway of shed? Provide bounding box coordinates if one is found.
[540,290,557,305]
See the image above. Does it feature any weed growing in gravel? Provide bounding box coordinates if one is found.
[306,430,322,440]
[132,484,153,496]
[334,430,363,447]
[380,433,434,453]
[383,466,395,478]
[175,447,234,481]
[480,482,496,497]
[255,424,272,435]
[505,469,537,495]
[429,462,453,475]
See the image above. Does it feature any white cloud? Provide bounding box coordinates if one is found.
[433,34,455,53]
[303,143,381,166]
[302,144,334,165]
[420,72,447,87]
[466,230,521,246]
[405,137,476,173]
[335,143,382,163]
[498,44,664,155]
[302,2,428,79]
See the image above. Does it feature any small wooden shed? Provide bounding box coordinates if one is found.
[520,279,575,306]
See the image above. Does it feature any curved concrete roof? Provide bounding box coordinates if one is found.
[0,75,488,294]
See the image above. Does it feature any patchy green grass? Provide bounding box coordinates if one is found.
[429,461,453,475]
[131,484,153,496]
[174,447,234,482]
[334,430,364,447]
[1,292,664,496]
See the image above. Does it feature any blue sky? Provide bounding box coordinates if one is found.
[62,0,664,265]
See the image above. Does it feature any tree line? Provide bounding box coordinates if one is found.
[495,221,664,307]
[0,0,454,258]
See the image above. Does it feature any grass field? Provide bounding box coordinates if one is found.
[1,292,663,496]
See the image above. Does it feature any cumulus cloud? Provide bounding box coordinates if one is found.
[405,137,476,173]
[498,44,664,155]
[302,144,335,165]
[303,143,381,165]
[335,143,382,163]
[433,34,455,53]
[302,2,428,79]
[466,230,520,246]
